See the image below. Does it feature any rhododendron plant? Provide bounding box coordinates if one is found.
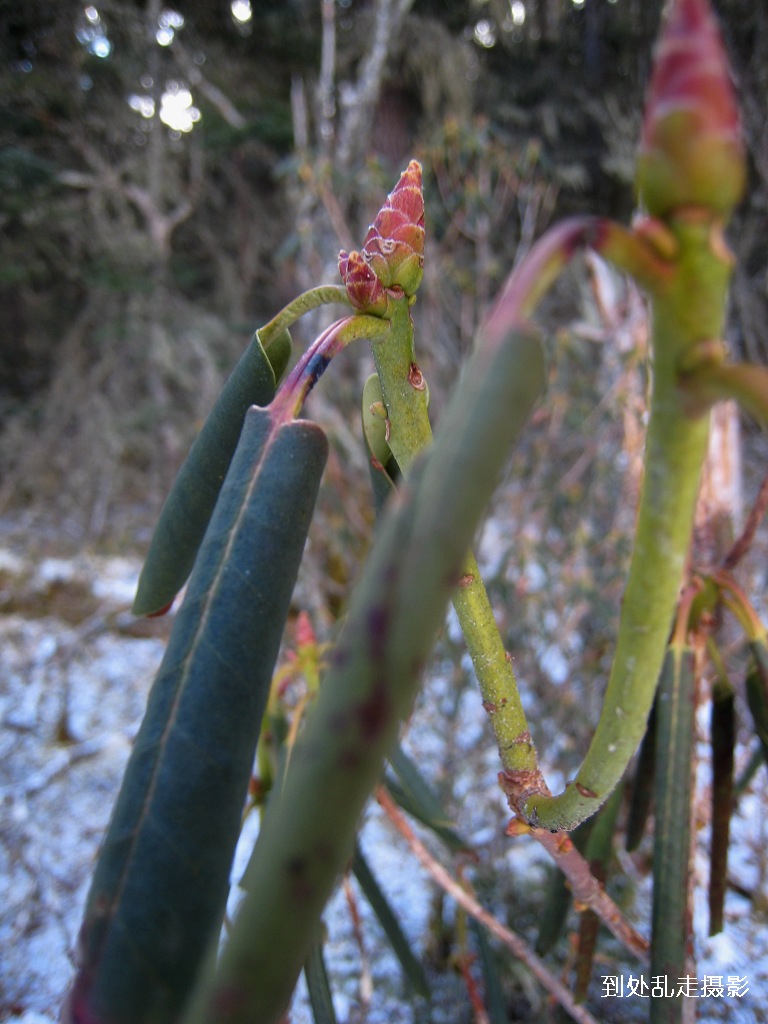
[65,3,767,1024]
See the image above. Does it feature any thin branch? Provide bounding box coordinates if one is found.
[1,736,110,802]
[318,0,337,159]
[505,810,650,965]
[174,43,247,130]
[343,874,373,1011]
[723,468,768,570]
[376,788,601,1024]
[70,132,201,258]
[499,763,650,964]
[291,75,310,156]
[57,169,99,189]
[337,0,416,169]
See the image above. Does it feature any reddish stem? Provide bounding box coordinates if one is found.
[482,216,674,349]
[723,469,768,571]
[270,315,388,424]
[376,787,603,1024]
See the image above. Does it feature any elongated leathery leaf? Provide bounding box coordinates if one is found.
[352,845,429,998]
[746,643,768,768]
[184,326,546,1024]
[651,644,695,1024]
[387,744,471,855]
[133,328,290,616]
[625,700,657,852]
[65,407,327,1024]
[470,920,507,1024]
[709,674,735,935]
[304,943,338,1024]
[735,744,764,795]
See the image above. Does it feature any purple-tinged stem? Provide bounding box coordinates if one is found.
[483,216,675,346]
[269,315,389,425]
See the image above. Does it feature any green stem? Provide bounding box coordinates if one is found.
[370,294,651,950]
[258,285,352,348]
[369,298,537,777]
[483,216,674,340]
[680,360,768,423]
[521,212,732,830]
[367,299,430,471]
[369,218,678,788]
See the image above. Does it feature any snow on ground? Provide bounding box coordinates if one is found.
[1,544,767,1022]
[1,551,166,1020]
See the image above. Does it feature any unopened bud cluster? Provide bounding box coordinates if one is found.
[637,0,745,217]
[339,160,425,315]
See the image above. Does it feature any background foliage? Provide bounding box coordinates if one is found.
[2,0,767,537]
[2,1,768,1020]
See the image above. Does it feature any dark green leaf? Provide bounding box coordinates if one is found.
[470,920,507,1024]
[133,329,290,616]
[185,326,545,1024]
[352,845,430,999]
[386,745,471,855]
[626,700,657,851]
[651,645,695,1024]
[535,865,572,958]
[304,941,338,1024]
[67,407,327,1024]
[709,676,735,935]
[735,744,764,795]
[745,648,768,768]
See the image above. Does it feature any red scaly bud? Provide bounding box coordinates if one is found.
[295,610,317,651]
[338,249,390,315]
[637,0,745,218]
[363,159,425,294]
[339,160,425,313]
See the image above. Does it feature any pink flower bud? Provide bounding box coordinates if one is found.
[362,160,425,296]
[295,610,316,650]
[637,0,745,217]
[338,248,390,315]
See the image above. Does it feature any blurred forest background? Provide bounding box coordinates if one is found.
[2,0,768,545]
[3,0,768,805]
[3,2,768,1019]
[6,0,768,739]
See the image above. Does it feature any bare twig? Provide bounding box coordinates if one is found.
[291,75,310,157]
[723,468,768,570]
[337,0,416,169]
[376,788,601,1024]
[67,130,203,260]
[318,0,337,158]
[497,769,649,966]
[343,874,373,1013]
[1,736,111,802]
[513,818,650,965]
[174,43,246,129]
